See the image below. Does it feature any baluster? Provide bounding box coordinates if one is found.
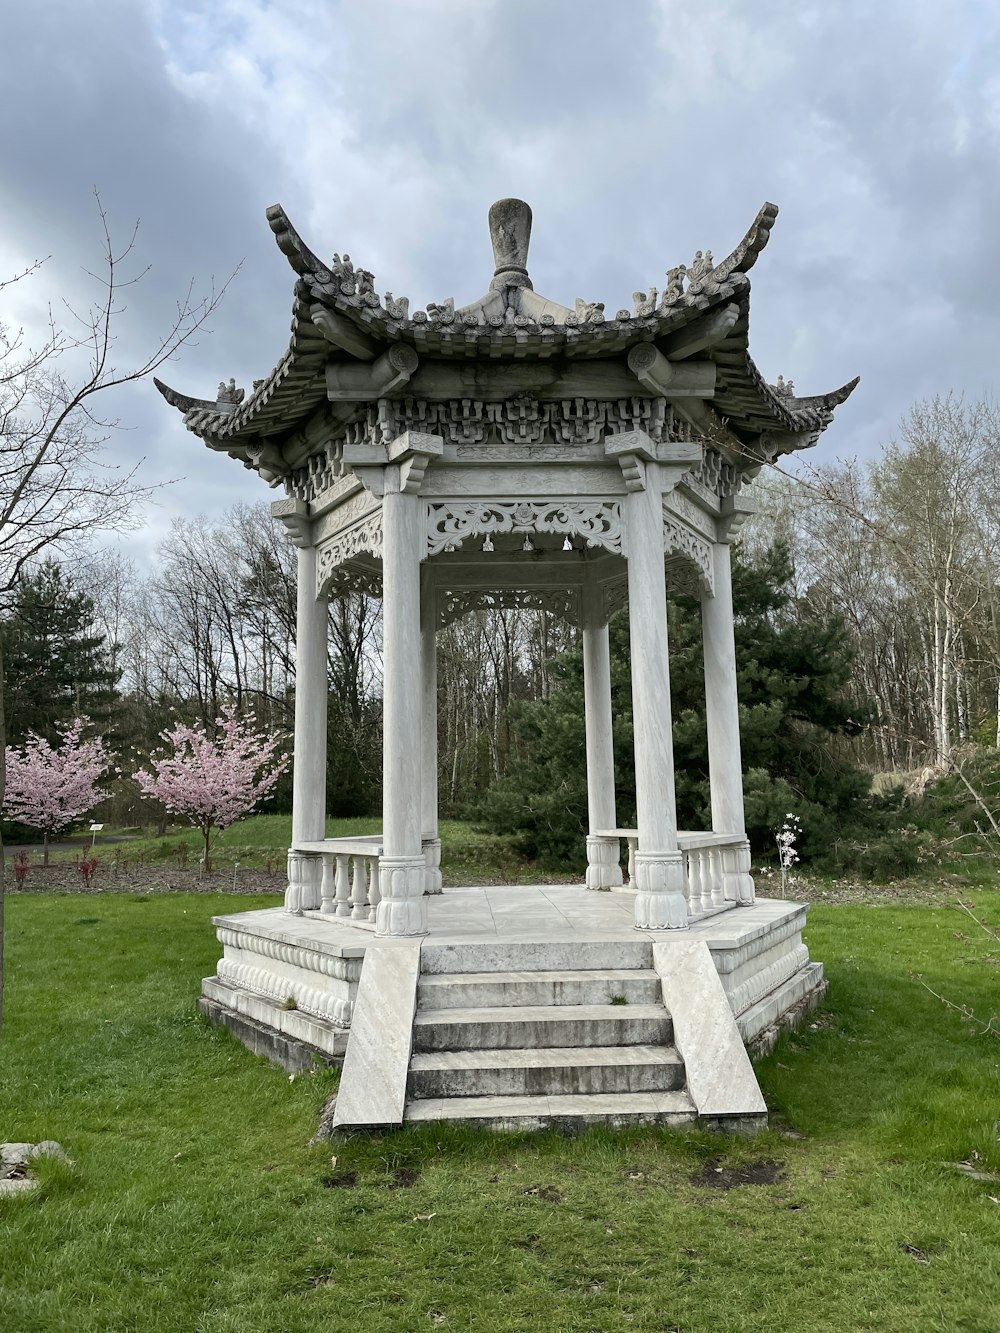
[334,854,352,917]
[350,854,369,920]
[699,849,716,913]
[627,837,637,884]
[320,854,336,914]
[709,846,727,909]
[682,850,696,908]
[367,855,381,922]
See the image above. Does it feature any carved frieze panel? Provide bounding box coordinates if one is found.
[664,490,717,540]
[316,511,384,591]
[663,515,714,595]
[455,443,579,461]
[437,587,581,630]
[426,500,624,558]
[421,465,619,498]
[318,564,383,601]
[602,578,629,622]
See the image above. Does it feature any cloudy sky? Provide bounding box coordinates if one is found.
[4,0,1000,566]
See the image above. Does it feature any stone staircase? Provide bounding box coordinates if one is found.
[332,937,768,1133]
[404,942,697,1128]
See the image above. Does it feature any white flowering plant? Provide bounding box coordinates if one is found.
[776,813,801,898]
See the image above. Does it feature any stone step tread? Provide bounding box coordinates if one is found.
[413,1003,667,1026]
[410,1044,681,1072]
[404,1090,698,1121]
[419,969,657,987]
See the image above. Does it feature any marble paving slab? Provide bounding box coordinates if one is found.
[652,939,766,1119]
[332,941,421,1129]
[213,890,808,958]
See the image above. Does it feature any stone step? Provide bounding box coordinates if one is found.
[404,1089,698,1127]
[416,968,661,1010]
[409,1043,685,1098]
[419,939,653,975]
[411,1003,671,1052]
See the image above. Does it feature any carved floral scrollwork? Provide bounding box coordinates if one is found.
[662,515,714,595]
[426,500,624,558]
[602,579,629,622]
[437,587,581,630]
[316,512,384,591]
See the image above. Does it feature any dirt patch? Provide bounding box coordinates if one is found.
[321,1171,358,1190]
[389,1167,421,1189]
[689,1159,785,1190]
[523,1184,562,1203]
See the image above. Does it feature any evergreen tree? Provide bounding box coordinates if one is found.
[0,561,121,745]
[481,541,873,866]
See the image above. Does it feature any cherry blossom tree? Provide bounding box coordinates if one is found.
[136,707,288,869]
[3,717,112,865]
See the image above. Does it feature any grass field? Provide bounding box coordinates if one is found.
[2,889,1000,1331]
[14,815,576,886]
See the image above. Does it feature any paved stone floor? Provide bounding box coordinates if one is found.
[214,886,802,957]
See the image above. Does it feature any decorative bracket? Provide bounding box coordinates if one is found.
[389,431,444,495]
[605,430,701,495]
[270,497,312,548]
[343,426,443,498]
[718,494,759,543]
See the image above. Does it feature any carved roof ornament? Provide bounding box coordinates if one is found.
[155,194,858,482]
[216,378,245,409]
[488,197,533,292]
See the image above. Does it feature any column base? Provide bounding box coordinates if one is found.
[285,851,322,914]
[585,835,624,891]
[721,840,755,905]
[423,838,443,895]
[633,851,688,930]
[376,855,429,937]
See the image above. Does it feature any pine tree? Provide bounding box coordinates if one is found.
[481,541,873,866]
[0,561,121,745]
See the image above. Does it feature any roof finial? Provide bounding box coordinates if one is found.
[489,198,533,292]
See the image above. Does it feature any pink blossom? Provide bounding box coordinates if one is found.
[3,718,112,865]
[136,706,288,867]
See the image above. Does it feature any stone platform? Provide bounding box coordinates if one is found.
[199,886,826,1130]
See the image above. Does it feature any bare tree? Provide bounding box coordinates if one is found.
[0,192,234,1028]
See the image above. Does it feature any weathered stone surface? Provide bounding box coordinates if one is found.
[0,1140,72,1199]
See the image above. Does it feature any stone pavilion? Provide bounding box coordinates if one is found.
[157,198,856,1132]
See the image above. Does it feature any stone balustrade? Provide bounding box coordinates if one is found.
[591,828,754,913]
[292,835,442,925]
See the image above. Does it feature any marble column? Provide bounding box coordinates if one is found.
[377,480,428,936]
[583,580,622,890]
[702,539,754,904]
[625,471,687,929]
[421,568,442,894]
[286,543,328,913]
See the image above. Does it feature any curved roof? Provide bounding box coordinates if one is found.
[156,198,857,480]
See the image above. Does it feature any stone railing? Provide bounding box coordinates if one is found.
[295,837,382,926]
[291,835,443,923]
[591,828,754,910]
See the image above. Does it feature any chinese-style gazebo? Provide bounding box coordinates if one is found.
[157,198,856,1132]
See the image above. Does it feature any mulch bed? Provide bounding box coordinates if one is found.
[4,864,284,896]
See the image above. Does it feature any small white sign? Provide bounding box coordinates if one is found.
[89,823,105,832]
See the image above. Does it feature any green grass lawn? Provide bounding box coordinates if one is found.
[23,814,575,885]
[2,890,1000,1331]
